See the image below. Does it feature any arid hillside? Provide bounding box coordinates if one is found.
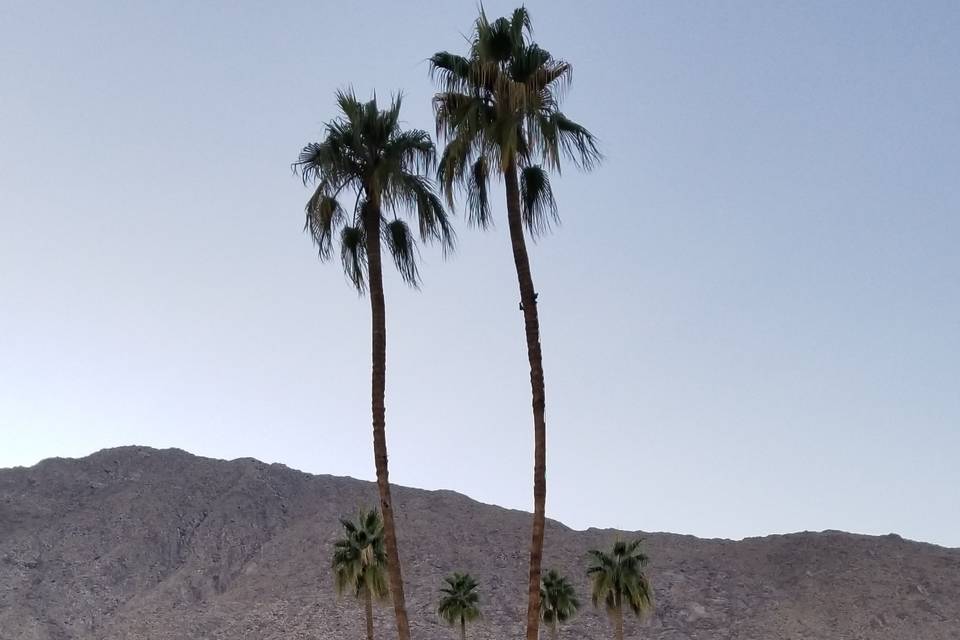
[2,447,958,639]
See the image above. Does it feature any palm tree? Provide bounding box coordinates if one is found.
[586,539,654,640]
[430,9,600,640]
[296,90,455,640]
[540,569,579,640]
[437,572,481,640]
[332,509,389,640]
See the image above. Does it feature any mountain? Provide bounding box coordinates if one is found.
[1,446,958,639]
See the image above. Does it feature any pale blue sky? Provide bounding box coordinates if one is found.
[1,1,958,547]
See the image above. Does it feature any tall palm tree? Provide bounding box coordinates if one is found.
[430,9,600,640]
[332,509,389,640]
[586,539,654,640]
[437,572,481,640]
[296,90,455,640]
[540,569,579,640]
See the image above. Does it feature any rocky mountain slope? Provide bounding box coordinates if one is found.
[1,447,958,639]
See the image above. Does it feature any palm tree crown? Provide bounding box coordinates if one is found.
[332,508,388,599]
[295,90,454,290]
[430,6,600,234]
[540,569,580,626]
[438,572,481,635]
[586,538,654,618]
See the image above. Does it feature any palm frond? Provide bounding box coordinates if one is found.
[340,225,367,292]
[509,6,533,43]
[385,172,456,255]
[436,137,470,207]
[429,51,474,93]
[304,188,345,259]
[508,44,552,84]
[384,128,436,175]
[520,165,558,238]
[433,91,491,142]
[367,563,390,602]
[335,88,364,123]
[295,141,348,186]
[466,157,492,229]
[383,219,420,287]
[383,92,403,137]
[537,111,601,171]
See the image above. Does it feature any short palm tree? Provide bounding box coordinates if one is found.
[437,572,481,640]
[296,90,455,640]
[540,569,579,640]
[430,9,600,640]
[332,509,389,640]
[586,539,654,640]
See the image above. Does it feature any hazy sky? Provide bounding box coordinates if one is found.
[2,1,958,548]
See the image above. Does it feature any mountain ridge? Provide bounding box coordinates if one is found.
[2,446,958,639]
[14,445,946,548]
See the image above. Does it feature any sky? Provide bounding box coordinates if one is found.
[1,1,958,548]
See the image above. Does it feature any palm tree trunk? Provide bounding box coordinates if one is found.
[614,606,624,640]
[551,620,559,640]
[460,617,466,640]
[363,204,412,640]
[504,158,547,640]
[364,586,375,640]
